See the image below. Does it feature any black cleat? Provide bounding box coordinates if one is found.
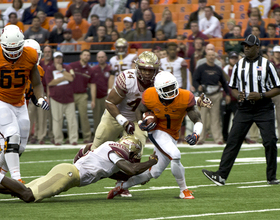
[202,169,225,186]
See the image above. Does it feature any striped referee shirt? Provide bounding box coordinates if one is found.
[229,56,280,97]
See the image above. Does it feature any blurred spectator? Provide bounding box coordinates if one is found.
[69,50,94,143]
[132,0,155,24]
[119,17,135,42]
[222,51,238,143]
[143,9,156,38]
[45,51,78,145]
[38,0,58,17]
[90,25,111,50]
[85,14,100,42]
[223,19,235,39]
[152,29,167,50]
[248,7,265,27]
[107,0,127,14]
[152,46,162,59]
[91,51,112,135]
[67,10,90,42]
[88,0,113,24]
[176,35,187,58]
[49,14,65,49]
[126,0,140,14]
[186,21,208,58]
[40,46,54,143]
[3,0,24,25]
[66,0,90,21]
[244,15,266,37]
[193,50,230,145]
[190,37,205,75]
[248,0,279,19]
[225,25,243,54]
[51,12,67,30]
[199,6,222,38]
[251,26,266,49]
[22,0,44,24]
[104,18,115,36]
[111,30,120,43]
[274,8,280,35]
[24,17,49,44]
[37,11,49,31]
[196,44,222,68]
[155,9,177,39]
[159,48,167,59]
[185,0,223,29]
[266,44,275,60]
[60,29,81,52]
[263,24,280,47]
[132,19,152,48]
[5,12,24,32]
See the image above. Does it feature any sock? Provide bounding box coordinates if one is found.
[122,170,152,189]
[5,153,21,180]
[171,159,187,191]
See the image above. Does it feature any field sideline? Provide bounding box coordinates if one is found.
[0,143,280,220]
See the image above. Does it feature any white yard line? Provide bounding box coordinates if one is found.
[133,208,280,220]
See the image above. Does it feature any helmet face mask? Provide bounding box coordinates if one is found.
[118,135,142,160]
[1,25,24,60]
[155,71,179,100]
[115,38,128,56]
[135,51,160,86]
[24,39,42,65]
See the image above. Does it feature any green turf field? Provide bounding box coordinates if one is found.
[0,144,279,220]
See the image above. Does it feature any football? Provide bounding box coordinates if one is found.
[142,111,158,125]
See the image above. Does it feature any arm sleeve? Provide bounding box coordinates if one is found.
[266,61,280,88]
[228,63,239,89]
[109,152,124,164]
[170,23,177,39]
[203,18,219,35]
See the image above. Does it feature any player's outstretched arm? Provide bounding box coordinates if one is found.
[116,153,158,176]
[185,106,203,145]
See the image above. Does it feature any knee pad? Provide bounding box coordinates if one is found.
[5,135,20,153]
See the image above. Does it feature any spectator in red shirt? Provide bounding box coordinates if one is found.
[45,51,78,145]
[69,50,95,143]
[186,21,208,58]
[91,51,112,136]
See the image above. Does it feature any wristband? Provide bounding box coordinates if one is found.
[116,114,128,126]
[107,88,112,94]
[37,97,45,106]
[193,122,203,136]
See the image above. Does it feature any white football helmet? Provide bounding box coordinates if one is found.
[118,135,142,160]
[0,25,24,60]
[24,39,42,65]
[134,51,160,87]
[115,38,128,56]
[154,71,179,100]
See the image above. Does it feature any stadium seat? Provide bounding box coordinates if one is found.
[177,29,192,38]
[191,4,199,11]
[214,3,232,13]
[216,0,231,3]
[113,14,132,23]
[233,2,249,13]
[177,20,187,29]
[217,11,231,19]
[215,47,224,56]
[114,22,124,32]
[178,12,191,21]
[81,41,90,50]
[149,0,178,3]
[23,24,31,32]
[150,4,176,13]
[175,4,192,13]
[58,8,67,16]
[234,11,248,19]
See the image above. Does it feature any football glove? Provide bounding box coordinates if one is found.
[139,119,157,132]
[37,97,50,110]
[196,93,213,110]
[185,132,200,145]
[123,121,135,134]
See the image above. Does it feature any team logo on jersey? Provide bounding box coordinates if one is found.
[128,74,135,79]
[68,172,73,177]
[154,108,160,113]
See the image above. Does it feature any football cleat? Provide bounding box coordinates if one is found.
[179,189,194,199]
[18,179,26,184]
[107,186,125,199]
[202,169,225,186]
[119,189,132,197]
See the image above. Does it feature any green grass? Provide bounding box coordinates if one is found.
[1,144,280,220]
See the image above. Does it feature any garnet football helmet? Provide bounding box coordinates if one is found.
[154,71,179,100]
[0,25,24,60]
[134,51,160,86]
[115,38,128,56]
[24,39,42,65]
[118,135,142,160]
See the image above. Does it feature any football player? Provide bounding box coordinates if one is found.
[107,71,212,200]
[0,135,158,203]
[108,38,137,91]
[0,25,49,183]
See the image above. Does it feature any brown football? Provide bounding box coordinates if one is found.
[142,111,158,125]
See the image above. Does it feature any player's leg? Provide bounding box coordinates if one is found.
[37,107,48,144]
[64,102,79,144]
[91,110,123,149]
[93,97,106,137]
[26,163,80,202]
[130,123,148,158]
[50,98,64,145]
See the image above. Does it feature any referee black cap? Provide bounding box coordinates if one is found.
[228,51,238,58]
[241,34,260,46]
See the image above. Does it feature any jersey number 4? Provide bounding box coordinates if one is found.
[0,70,25,89]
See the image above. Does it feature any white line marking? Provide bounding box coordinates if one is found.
[237,185,271,188]
[134,209,280,220]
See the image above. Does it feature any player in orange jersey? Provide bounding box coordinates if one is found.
[107,71,212,200]
[0,25,49,183]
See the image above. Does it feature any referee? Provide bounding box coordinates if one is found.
[202,34,280,185]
